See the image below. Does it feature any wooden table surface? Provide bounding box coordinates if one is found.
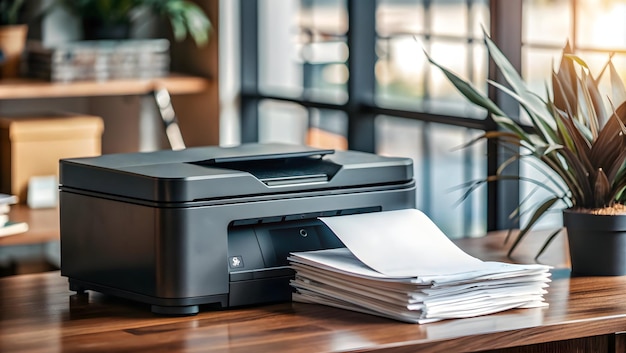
[2,231,626,352]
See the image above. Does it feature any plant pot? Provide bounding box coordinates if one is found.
[83,20,130,41]
[0,24,27,79]
[564,209,626,276]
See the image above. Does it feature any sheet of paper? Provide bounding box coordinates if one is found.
[289,247,411,280]
[318,209,544,278]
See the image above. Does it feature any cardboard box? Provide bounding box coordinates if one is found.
[0,113,104,203]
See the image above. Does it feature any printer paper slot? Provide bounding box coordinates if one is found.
[194,145,335,164]
[194,156,342,187]
[261,174,328,186]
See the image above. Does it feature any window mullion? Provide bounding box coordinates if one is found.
[489,0,523,231]
[240,0,260,143]
[346,0,376,153]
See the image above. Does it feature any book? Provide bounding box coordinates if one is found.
[0,193,17,216]
[289,209,551,324]
[0,204,10,215]
[25,40,170,83]
[0,214,8,226]
[0,221,29,238]
[0,193,18,206]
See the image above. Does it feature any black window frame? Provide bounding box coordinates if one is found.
[239,0,524,233]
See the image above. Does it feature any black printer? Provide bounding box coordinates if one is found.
[59,143,415,315]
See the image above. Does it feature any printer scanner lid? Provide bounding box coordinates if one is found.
[59,143,413,203]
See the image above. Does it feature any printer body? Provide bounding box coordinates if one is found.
[59,143,415,314]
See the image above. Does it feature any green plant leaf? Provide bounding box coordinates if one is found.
[553,44,578,117]
[534,228,564,260]
[2,0,25,24]
[594,168,611,207]
[425,52,505,118]
[584,64,609,128]
[551,102,576,153]
[522,155,573,202]
[557,146,593,205]
[553,104,593,170]
[482,31,525,94]
[552,71,576,125]
[610,60,626,109]
[183,4,211,46]
[488,80,557,144]
[452,131,522,151]
[591,102,626,193]
[483,31,551,121]
[507,196,561,257]
[578,69,599,138]
[59,0,211,46]
[564,53,590,70]
[490,115,530,142]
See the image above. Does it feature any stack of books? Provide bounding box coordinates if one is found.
[289,209,551,324]
[25,39,170,83]
[0,194,28,238]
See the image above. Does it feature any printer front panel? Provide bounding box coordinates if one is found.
[227,219,344,306]
[219,182,417,307]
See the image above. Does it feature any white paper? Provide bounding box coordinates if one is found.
[317,209,549,279]
[319,209,482,277]
[289,209,552,324]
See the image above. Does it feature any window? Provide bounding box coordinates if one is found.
[239,0,626,238]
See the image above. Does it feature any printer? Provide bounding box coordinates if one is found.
[59,143,415,315]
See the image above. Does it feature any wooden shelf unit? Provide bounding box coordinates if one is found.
[0,204,59,247]
[0,75,211,99]
[0,1,219,148]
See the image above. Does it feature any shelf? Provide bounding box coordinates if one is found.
[0,205,59,247]
[0,74,211,100]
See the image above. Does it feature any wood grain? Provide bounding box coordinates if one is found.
[1,233,626,353]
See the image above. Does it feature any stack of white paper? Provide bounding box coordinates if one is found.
[288,209,551,324]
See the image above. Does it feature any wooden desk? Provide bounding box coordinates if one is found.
[2,232,626,353]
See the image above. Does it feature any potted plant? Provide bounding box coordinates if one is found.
[57,0,211,47]
[428,32,626,276]
[0,0,27,78]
